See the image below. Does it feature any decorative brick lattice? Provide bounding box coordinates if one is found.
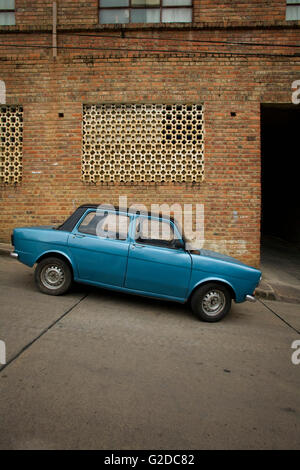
[0,106,23,184]
[82,104,204,183]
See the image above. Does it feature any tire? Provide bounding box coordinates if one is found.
[35,257,72,296]
[191,282,232,322]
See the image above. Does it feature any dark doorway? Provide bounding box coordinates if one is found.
[261,104,300,245]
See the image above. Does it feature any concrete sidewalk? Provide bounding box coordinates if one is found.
[0,243,12,255]
[260,237,300,304]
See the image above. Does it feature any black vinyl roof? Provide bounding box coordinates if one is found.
[78,204,177,222]
[57,204,179,233]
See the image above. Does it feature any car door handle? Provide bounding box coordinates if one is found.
[131,244,144,249]
[73,234,86,238]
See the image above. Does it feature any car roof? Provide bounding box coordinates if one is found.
[78,204,177,223]
[57,204,184,238]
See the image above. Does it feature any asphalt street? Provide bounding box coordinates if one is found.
[0,255,299,450]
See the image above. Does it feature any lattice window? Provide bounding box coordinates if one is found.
[82,104,204,183]
[0,106,23,184]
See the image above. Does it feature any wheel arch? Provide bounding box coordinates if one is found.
[188,279,236,302]
[35,251,75,279]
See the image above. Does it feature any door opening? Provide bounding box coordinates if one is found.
[261,104,300,244]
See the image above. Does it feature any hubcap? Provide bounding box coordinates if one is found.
[202,289,225,316]
[41,264,65,290]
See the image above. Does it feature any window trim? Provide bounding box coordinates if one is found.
[99,0,194,24]
[286,1,300,20]
[75,209,132,242]
[0,0,15,14]
[134,215,183,250]
[0,0,15,26]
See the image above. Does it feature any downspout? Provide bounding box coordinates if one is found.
[52,1,57,59]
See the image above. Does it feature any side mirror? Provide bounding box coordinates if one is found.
[172,239,185,250]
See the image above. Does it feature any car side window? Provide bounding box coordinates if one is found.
[98,213,130,240]
[135,217,176,249]
[78,211,130,240]
[78,212,105,235]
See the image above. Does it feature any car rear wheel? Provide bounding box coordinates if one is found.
[191,283,231,322]
[35,257,72,296]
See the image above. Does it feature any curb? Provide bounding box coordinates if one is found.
[255,280,277,301]
[255,279,300,305]
[0,244,13,256]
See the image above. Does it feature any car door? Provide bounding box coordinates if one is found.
[124,216,192,300]
[68,209,132,287]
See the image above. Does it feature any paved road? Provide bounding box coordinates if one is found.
[0,255,299,450]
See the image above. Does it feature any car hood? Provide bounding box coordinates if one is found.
[199,249,246,267]
[190,248,261,282]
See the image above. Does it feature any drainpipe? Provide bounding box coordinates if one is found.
[53,1,57,58]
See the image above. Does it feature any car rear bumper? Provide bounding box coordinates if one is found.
[10,252,18,259]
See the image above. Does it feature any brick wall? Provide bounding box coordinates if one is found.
[193,0,287,23]
[1,4,299,266]
[15,1,53,26]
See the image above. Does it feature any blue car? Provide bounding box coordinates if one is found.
[10,204,261,322]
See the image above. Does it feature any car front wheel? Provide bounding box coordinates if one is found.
[35,257,72,296]
[191,283,232,322]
